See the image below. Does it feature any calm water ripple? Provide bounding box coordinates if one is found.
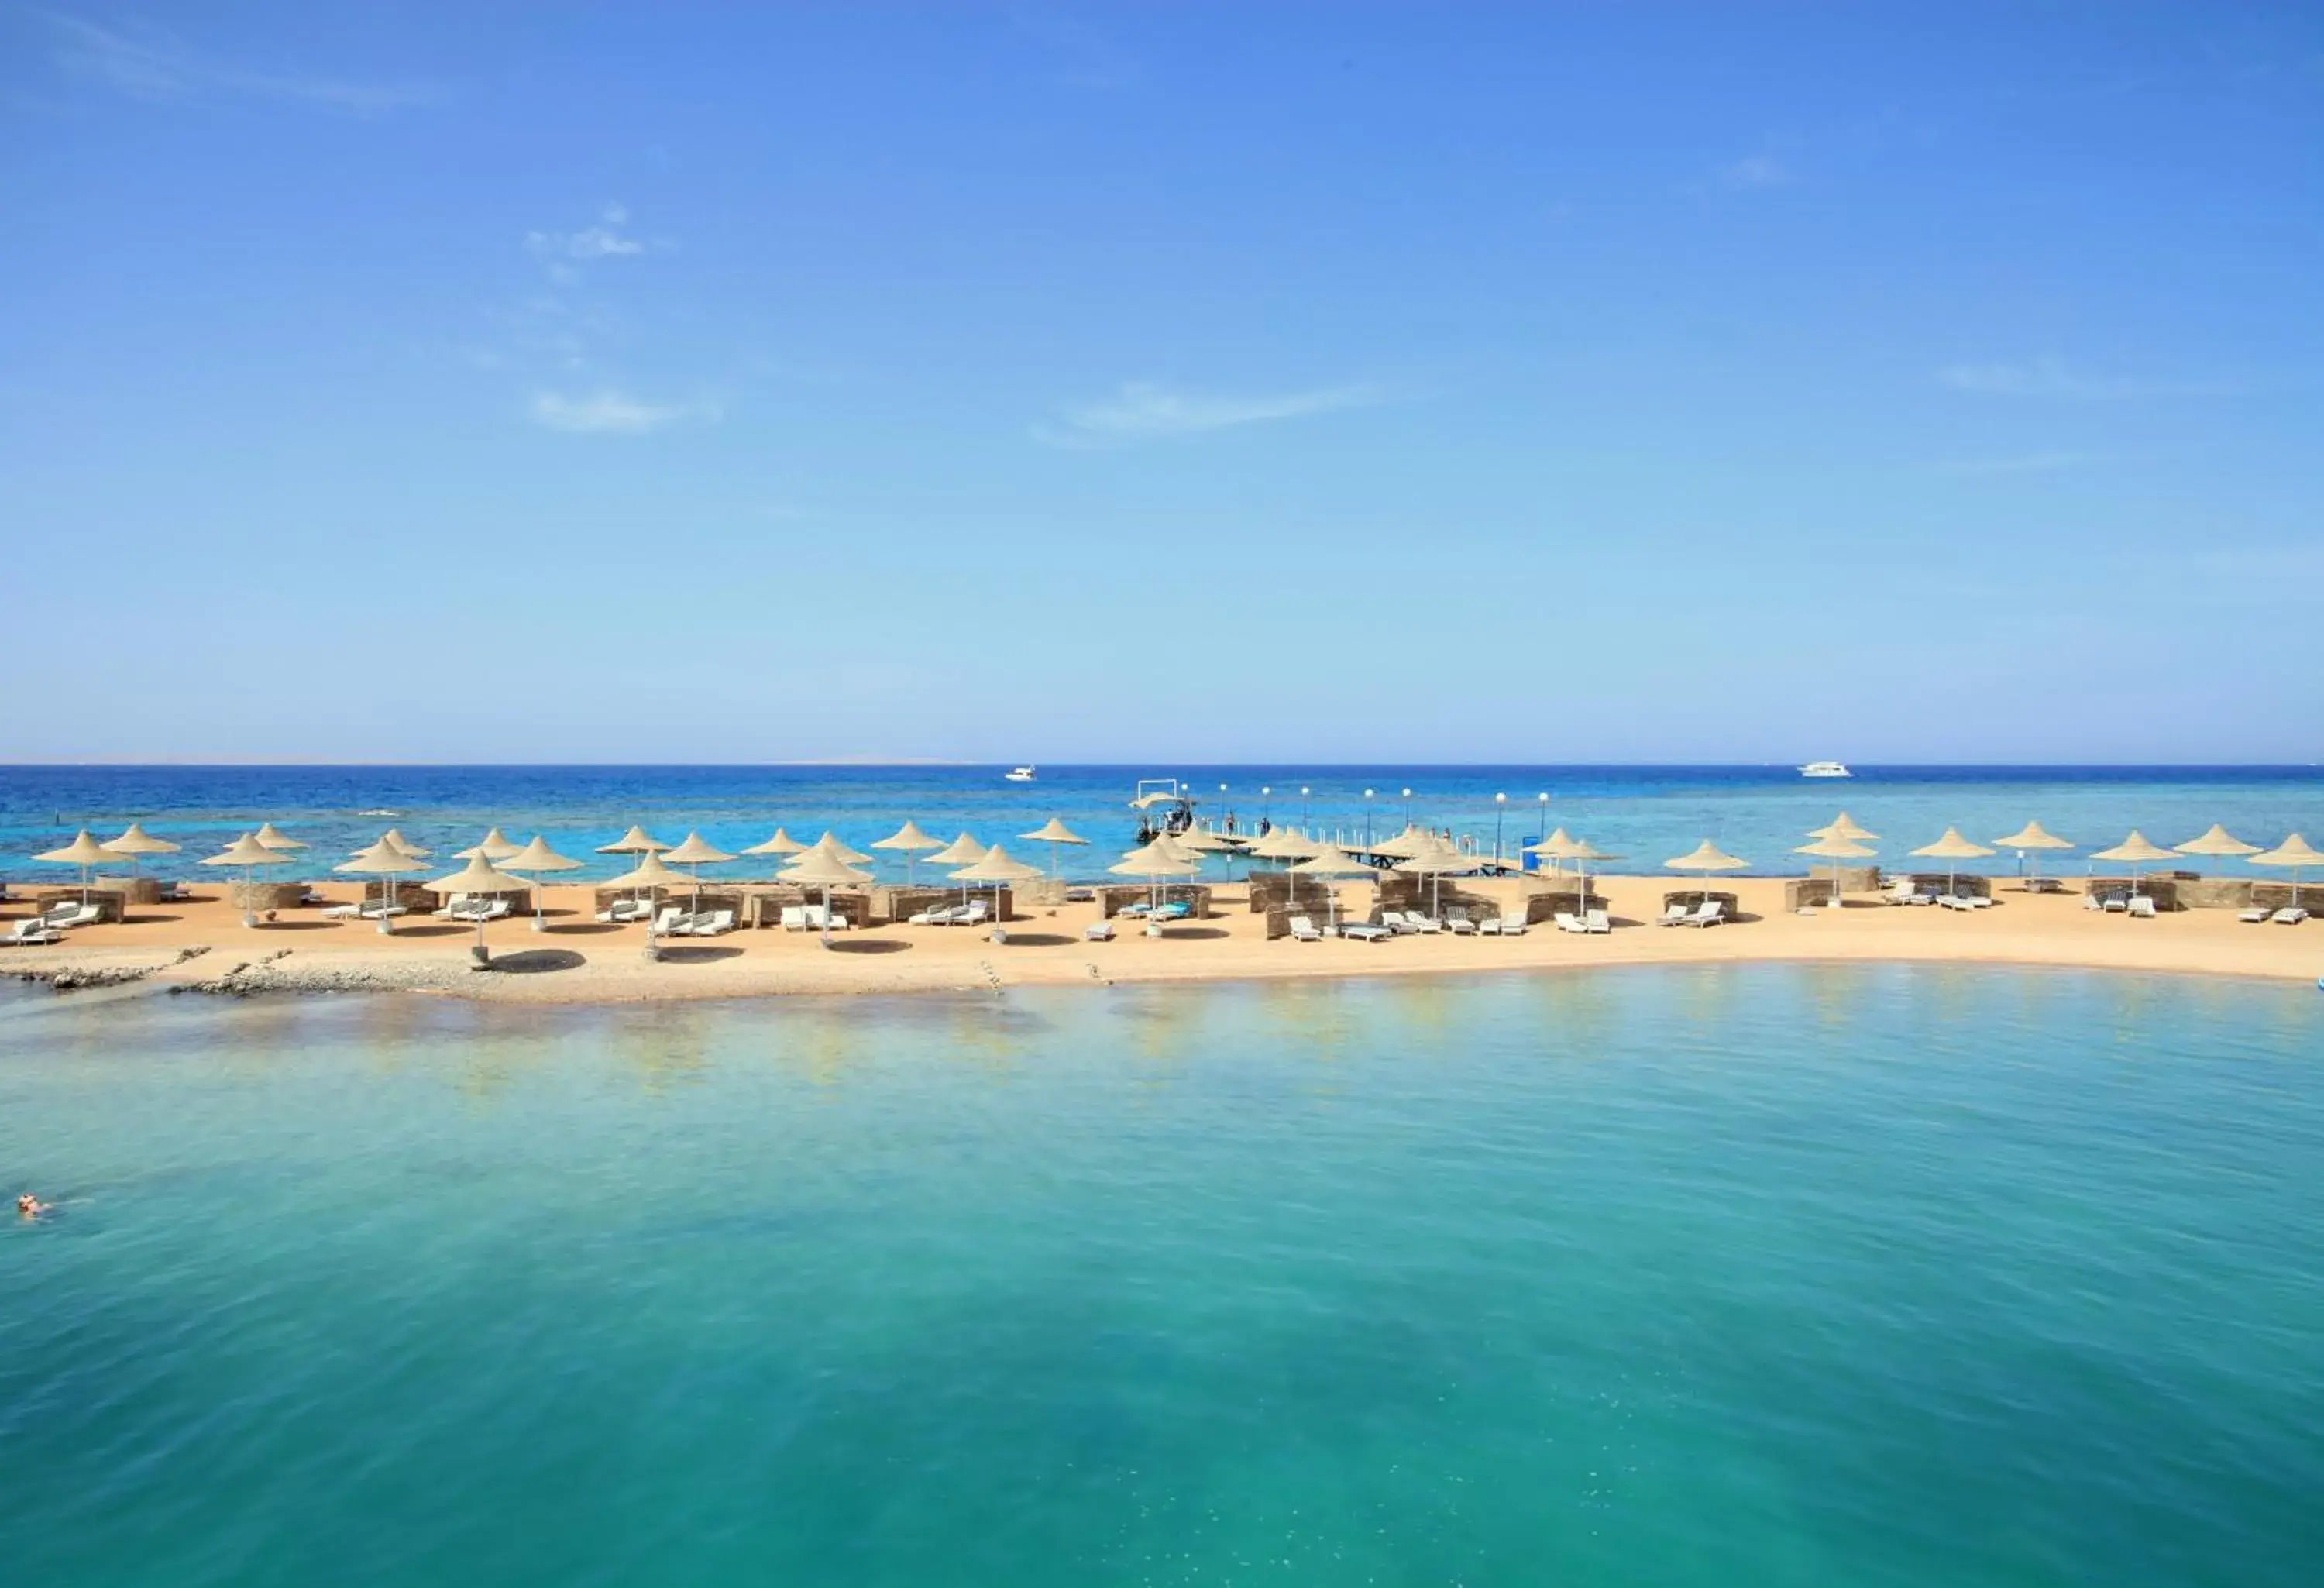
[2,965,2321,1586]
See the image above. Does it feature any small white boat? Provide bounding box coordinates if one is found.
[1798,761,1852,780]
[1004,765,1037,783]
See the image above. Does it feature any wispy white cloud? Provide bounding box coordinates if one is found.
[1033,380,1397,447]
[44,14,438,114]
[1940,449,2108,476]
[1719,153,1795,189]
[527,203,654,263]
[530,389,717,435]
[1940,356,2240,399]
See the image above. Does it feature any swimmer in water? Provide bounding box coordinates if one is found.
[16,1193,50,1218]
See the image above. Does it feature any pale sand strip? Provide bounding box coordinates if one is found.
[3,875,2316,1005]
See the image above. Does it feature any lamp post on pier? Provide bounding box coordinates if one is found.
[1301,786,1312,829]
[1363,789,1376,847]
[1494,792,1508,864]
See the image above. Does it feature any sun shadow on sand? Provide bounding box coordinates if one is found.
[656,946,744,964]
[549,923,628,937]
[826,939,909,955]
[489,949,586,974]
[392,925,470,939]
[997,933,1074,947]
[1164,926,1232,940]
[255,920,340,931]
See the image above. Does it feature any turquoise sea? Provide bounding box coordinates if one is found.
[4,763,2319,885]
[4,964,2321,1586]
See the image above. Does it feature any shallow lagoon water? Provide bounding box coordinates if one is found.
[3,965,2321,1586]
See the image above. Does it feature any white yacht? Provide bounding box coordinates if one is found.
[1798,761,1852,779]
[1004,765,1037,783]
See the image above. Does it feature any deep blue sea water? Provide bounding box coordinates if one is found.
[3,764,2319,885]
[2,964,2322,1586]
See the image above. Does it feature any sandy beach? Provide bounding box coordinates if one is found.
[5,875,2314,1004]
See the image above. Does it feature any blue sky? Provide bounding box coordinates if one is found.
[3,4,2319,764]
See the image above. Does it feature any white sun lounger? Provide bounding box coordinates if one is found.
[1678,901,1722,928]
[1555,911,1587,933]
[954,901,988,928]
[1341,922,1393,942]
[5,918,64,946]
[907,903,961,925]
[1659,901,1693,926]
[681,909,736,937]
[1586,908,1614,933]
[46,904,101,930]
[1288,915,1324,941]
[2275,907,2309,925]
[2126,895,2158,919]
[1085,919,1114,941]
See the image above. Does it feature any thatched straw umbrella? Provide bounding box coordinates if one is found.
[1289,843,1381,933]
[2174,823,2261,864]
[373,828,433,861]
[660,830,738,908]
[1795,834,1876,910]
[500,835,582,932]
[948,844,1046,940]
[2248,833,2324,910]
[1908,827,1994,900]
[1807,812,1879,843]
[871,820,944,887]
[1664,840,1748,909]
[252,822,308,854]
[1992,820,2074,889]
[201,833,294,926]
[923,833,988,909]
[743,827,806,863]
[424,851,531,957]
[1019,816,1091,882]
[1392,836,1480,923]
[1109,843,1201,928]
[453,827,524,861]
[104,821,180,886]
[781,846,874,947]
[35,829,123,906]
[1246,826,1319,912]
[335,839,422,933]
[603,852,686,923]
[2088,830,2177,904]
